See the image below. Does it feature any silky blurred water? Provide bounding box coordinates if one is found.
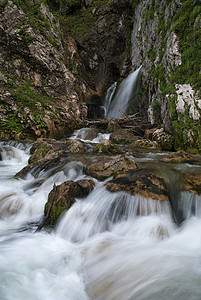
[1,141,201,300]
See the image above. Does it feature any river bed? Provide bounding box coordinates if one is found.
[0,137,201,300]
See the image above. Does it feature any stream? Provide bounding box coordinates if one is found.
[0,135,201,300]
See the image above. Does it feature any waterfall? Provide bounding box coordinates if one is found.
[106,66,142,119]
[102,82,117,117]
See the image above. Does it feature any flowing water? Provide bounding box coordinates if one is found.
[106,67,141,119]
[0,140,201,300]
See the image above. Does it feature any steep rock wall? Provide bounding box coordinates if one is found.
[0,0,88,139]
[131,0,201,151]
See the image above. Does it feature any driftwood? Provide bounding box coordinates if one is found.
[85,113,149,136]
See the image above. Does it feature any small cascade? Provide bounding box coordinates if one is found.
[70,128,111,143]
[56,183,172,243]
[102,82,117,117]
[0,143,85,232]
[106,66,142,119]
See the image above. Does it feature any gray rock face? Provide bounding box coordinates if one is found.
[0,1,87,139]
[131,0,201,150]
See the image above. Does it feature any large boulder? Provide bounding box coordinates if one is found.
[110,129,137,145]
[85,154,137,180]
[66,139,87,153]
[93,139,122,155]
[106,169,168,201]
[43,179,95,225]
[15,141,70,179]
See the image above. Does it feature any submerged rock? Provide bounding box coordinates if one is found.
[106,169,168,201]
[43,179,95,225]
[85,154,137,180]
[93,139,122,155]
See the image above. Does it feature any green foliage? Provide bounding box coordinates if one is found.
[171,0,201,94]
[152,100,162,124]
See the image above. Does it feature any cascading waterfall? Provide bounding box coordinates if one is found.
[106,66,142,119]
[0,141,201,300]
[102,82,117,117]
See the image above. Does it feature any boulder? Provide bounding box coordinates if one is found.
[132,139,159,149]
[93,139,122,154]
[28,142,62,165]
[15,155,70,179]
[107,121,122,133]
[43,179,95,225]
[161,150,196,163]
[85,154,137,180]
[106,169,168,201]
[152,128,173,151]
[66,139,87,153]
[110,129,137,145]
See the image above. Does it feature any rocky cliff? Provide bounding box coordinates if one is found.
[0,0,200,151]
[131,0,201,151]
[0,0,89,139]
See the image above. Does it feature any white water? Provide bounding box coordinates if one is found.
[1,141,201,300]
[106,66,141,119]
[70,128,110,143]
[102,82,117,117]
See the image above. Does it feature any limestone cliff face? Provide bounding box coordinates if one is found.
[131,0,201,150]
[0,0,200,150]
[0,0,88,139]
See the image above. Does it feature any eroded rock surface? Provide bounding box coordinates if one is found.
[43,179,95,225]
[85,154,137,180]
[106,169,168,201]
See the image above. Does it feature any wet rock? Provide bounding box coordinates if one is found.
[93,139,122,155]
[152,128,173,151]
[107,121,122,133]
[85,154,137,181]
[84,129,99,141]
[43,179,95,225]
[132,139,159,149]
[183,173,201,195]
[106,169,168,201]
[66,139,87,153]
[110,129,137,145]
[161,151,196,163]
[28,142,62,165]
[15,156,70,179]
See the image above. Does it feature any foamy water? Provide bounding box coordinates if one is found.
[0,141,201,300]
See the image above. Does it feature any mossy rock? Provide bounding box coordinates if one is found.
[107,121,122,133]
[106,169,169,201]
[66,139,87,153]
[93,139,122,155]
[110,129,137,145]
[161,150,196,163]
[43,179,95,225]
[85,154,137,181]
[28,142,61,165]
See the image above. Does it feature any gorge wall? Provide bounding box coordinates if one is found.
[0,0,200,151]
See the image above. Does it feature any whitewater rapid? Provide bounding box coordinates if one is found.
[0,140,201,300]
